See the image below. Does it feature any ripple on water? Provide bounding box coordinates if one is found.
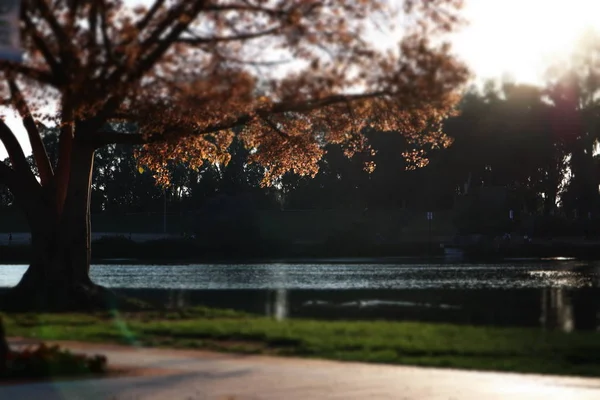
[0,262,599,290]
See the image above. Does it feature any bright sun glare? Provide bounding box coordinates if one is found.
[456,0,600,84]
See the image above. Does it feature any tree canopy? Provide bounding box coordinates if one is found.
[0,0,469,309]
[1,0,468,193]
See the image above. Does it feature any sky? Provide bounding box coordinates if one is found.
[2,0,600,159]
[455,0,600,85]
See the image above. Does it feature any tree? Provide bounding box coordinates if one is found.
[544,31,600,217]
[0,0,468,309]
[94,144,164,214]
[432,82,565,216]
[285,129,423,210]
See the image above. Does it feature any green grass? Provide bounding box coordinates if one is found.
[3,307,600,377]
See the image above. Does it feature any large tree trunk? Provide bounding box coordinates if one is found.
[6,141,115,311]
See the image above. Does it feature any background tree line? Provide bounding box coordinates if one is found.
[3,33,600,239]
[1,75,599,225]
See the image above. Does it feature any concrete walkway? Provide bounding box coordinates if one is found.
[3,339,600,399]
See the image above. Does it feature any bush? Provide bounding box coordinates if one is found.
[531,215,600,238]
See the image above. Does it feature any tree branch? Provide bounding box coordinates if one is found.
[263,117,290,139]
[0,160,44,209]
[0,120,39,188]
[106,0,194,85]
[269,91,390,114]
[203,5,287,16]
[130,1,208,81]
[33,0,73,50]
[22,12,64,85]
[179,26,282,45]
[0,62,56,86]
[98,0,115,68]
[86,91,391,147]
[88,1,99,54]
[33,0,80,70]
[136,0,166,32]
[99,1,208,123]
[213,54,291,66]
[6,76,54,186]
[67,0,84,30]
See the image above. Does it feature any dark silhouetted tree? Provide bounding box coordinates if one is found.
[0,0,467,309]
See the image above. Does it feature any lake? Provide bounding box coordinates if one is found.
[2,260,600,332]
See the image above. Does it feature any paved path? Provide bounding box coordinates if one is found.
[3,340,600,399]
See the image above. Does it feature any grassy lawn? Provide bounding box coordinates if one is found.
[3,307,600,377]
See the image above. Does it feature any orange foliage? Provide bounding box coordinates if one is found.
[0,0,469,188]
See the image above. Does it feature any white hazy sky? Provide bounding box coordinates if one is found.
[455,0,600,84]
[2,0,600,159]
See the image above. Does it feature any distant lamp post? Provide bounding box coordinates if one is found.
[163,189,167,234]
[427,211,433,256]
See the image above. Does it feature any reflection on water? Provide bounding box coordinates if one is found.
[167,289,190,309]
[541,288,574,332]
[265,289,288,321]
[1,261,600,331]
[528,270,595,288]
[105,285,600,332]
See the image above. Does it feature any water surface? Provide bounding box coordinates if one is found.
[2,261,598,290]
[2,260,599,331]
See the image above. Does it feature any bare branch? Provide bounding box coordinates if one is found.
[0,119,39,188]
[6,76,54,186]
[100,1,208,121]
[0,62,56,86]
[87,91,392,148]
[33,0,81,69]
[203,5,287,16]
[212,47,291,66]
[67,0,84,30]
[33,0,73,50]
[136,0,166,32]
[98,0,115,67]
[179,26,282,45]
[88,1,99,52]
[0,160,44,207]
[22,12,65,85]
[131,1,207,81]
[270,91,391,114]
[263,117,290,139]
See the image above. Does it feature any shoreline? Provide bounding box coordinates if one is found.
[0,254,594,265]
[2,237,600,265]
[0,255,586,266]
